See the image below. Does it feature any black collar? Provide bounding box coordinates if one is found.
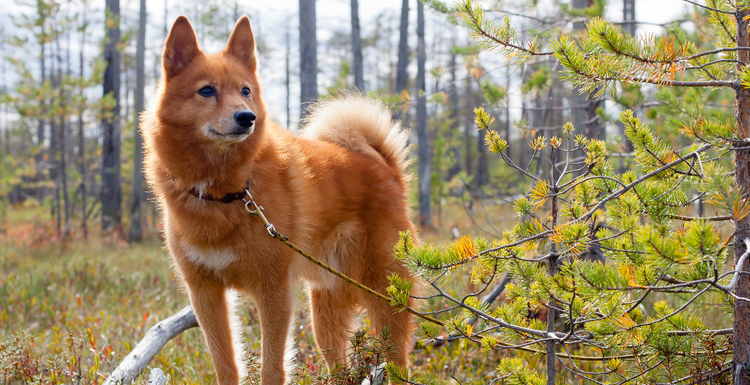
[187,181,249,203]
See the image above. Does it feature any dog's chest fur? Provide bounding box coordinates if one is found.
[182,241,238,270]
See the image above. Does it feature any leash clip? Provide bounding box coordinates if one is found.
[243,190,276,237]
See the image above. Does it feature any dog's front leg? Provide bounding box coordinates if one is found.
[255,281,294,385]
[184,275,244,385]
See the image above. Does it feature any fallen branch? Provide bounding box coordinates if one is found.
[103,306,198,385]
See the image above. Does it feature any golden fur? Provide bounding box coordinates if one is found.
[143,16,419,385]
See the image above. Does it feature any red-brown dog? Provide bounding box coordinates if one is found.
[143,16,418,384]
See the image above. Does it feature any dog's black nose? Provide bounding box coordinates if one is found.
[234,110,256,128]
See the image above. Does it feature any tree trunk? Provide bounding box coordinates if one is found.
[59,38,70,240]
[299,0,318,121]
[37,41,45,166]
[36,0,47,200]
[448,30,460,178]
[285,22,291,128]
[351,0,364,91]
[78,7,88,238]
[51,42,60,236]
[163,0,168,38]
[129,0,147,242]
[416,0,430,227]
[623,0,636,36]
[505,66,511,161]
[102,0,122,231]
[464,72,473,182]
[394,0,409,121]
[734,7,750,385]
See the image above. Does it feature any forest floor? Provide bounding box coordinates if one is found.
[0,201,519,384]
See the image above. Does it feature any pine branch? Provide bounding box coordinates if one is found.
[681,0,734,14]
[458,0,554,60]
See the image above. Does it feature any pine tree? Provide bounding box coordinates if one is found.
[386,1,750,384]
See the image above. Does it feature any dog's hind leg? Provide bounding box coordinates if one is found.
[360,258,415,368]
[309,285,357,368]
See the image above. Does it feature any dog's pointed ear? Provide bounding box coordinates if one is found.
[224,16,257,72]
[163,16,200,79]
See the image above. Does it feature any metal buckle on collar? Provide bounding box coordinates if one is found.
[243,190,277,236]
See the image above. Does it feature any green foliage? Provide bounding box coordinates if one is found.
[495,357,545,385]
[479,80,507,105]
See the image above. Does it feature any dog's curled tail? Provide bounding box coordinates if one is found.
[302,95,410,173]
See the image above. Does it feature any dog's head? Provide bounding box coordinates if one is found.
[157,16,265,147]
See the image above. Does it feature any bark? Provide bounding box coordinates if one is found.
[394,0,409,120]
[129,0,147,242]
[351,0,364,91]
[734,7,750,385]
[299,0,318,121]
[102,0,122,230]
[416,0,430,227]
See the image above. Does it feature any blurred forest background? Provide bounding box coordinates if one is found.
[0,0,695,240]
[0,0,740,383]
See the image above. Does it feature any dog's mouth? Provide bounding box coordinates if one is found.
[207,125,254,141]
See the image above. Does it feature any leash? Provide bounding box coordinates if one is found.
[241,189,444,327]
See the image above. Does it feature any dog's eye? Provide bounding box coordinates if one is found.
[198,86,215,97]
[241,87,251,97]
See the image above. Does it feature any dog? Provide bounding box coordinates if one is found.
[142,16,419,385]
